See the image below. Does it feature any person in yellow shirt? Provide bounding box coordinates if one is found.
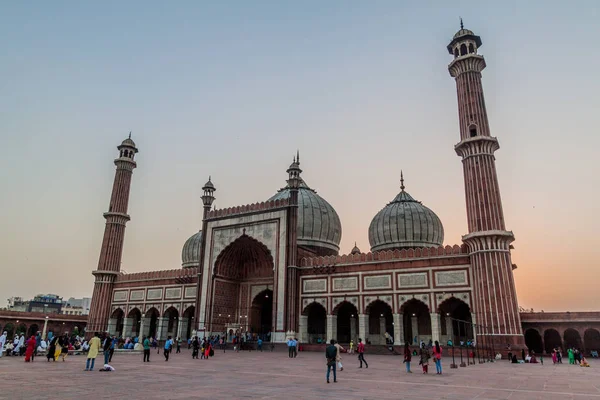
[85,332,102,371]
[349,340,354,354]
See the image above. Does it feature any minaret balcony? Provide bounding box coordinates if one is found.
[454,136,500,159]
[448,54,486,77]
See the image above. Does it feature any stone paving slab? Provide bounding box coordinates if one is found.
[0,350,598,400]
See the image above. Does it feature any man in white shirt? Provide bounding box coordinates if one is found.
[0,331,6,357]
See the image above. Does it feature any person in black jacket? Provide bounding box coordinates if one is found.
[325,339,338,384]
[103,334,111,365]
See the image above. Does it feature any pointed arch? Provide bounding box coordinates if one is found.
[213,234,274,280]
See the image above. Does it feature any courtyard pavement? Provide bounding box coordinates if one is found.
[1,349,599,399]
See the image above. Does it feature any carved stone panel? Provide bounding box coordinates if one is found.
[184,286,197,298]
[303,279,327,293]
[129,290,144,301]
[364,275,391,290]
[113,291,127,302]
[435,270,467,286]
[332,277,358,291]
[398,273,428,288]
[147,288,163,300]
[165,287,182,299]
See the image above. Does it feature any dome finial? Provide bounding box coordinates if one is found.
[460,17,464,30]
[297,150,300,165]
[400,170,405,191]
[128,131,132,139]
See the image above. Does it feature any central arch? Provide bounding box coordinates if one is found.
[211,234,274,336]
[401,299,431,345]
[334,301,358,344]
[303,302,326,344]
[127,308,142,338]
[366,300,394,345]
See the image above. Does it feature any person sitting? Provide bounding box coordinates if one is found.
[580,356,590,367]
[511,354,518,363]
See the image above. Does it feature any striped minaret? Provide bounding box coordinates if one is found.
[87,134,138,335]
[448,22,524,349]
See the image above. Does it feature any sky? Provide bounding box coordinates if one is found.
[1,1,599,312]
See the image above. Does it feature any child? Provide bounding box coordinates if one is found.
[420,346,430,374]
[580,356,590,367]
[99,364,115,372]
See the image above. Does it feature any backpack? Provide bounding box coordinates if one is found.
[326,345,337,360]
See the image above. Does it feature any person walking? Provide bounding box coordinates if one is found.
[349,339,354,354]
[24,335,36,362]
[192,337,199,359]
[257,337,263,352]
[325,339,338,384]
[103,334,111,366]
[142,336,151,362]
[176,337,181,354]
[164,336,173,361]
[403,342,412,373]
[419,345,430,374]
[357,338,368,368]
[334,340,345,371]
[432,341,443,374]
[287,337,295,358]
[85,332,102,371]
[109,336,117,362]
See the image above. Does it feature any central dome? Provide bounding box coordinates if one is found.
[368,176,444,252]
[269,178,341,256]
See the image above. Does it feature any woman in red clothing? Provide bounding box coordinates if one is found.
[432,340,443,374]
[24,335,36,362]
[204,343,211,360]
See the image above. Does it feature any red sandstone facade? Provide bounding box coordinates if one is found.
[85,26,598,354]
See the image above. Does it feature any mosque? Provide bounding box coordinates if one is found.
[86,25,600,354]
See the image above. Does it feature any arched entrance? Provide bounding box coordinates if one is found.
[303,302,326,344]
[211,233,274,337]
[334,301,358,344]
[27,324,39,337]
[4,323,14,339]
[544,329,562,354]
[401,299,431,345]
[164,307,179,339]
[584,329,600,353]
[524,329,543,354]
[250,289,273,337]
[17,323,27,337]
[439,297,473,344]
[182,306,195,340]
[366,300,394,345]
[564,328,582,350]
[146,307,160,339]
[127,308,142,338]
[110,308,125,337]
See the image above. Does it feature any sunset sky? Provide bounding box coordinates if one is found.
[1,1,599,311]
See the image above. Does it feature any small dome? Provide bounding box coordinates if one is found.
[121,138,136,147]
[269,179,342,255]
[453,28,474,40]
[182,231,202,268]
[350,242,361,255]
[368,179,444,252]
[203,177,215,190]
